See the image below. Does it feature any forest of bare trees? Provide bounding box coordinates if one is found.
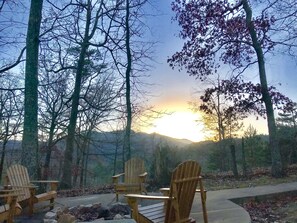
[0,0,154,189]
[0,0,296,190]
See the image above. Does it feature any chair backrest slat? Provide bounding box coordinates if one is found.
[6,164,31,202]
[165,160,201,223]
[125,158,145,184]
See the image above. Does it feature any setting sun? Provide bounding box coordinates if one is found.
[146,111,205,142]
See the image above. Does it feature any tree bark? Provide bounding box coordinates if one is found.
[0,138,8,182]
[123,0,132,161]
[83,143,90,187]
[241,137,248,177]
[60,1,91,189]
[42,118,56,180]
[230,144,239,178]
[79,138,89,188]
[22,0,43,179]
[60,45,88,188]
[242,0,283,177]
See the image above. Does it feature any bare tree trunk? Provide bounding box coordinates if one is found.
[230,144,238,178]
[243,0,283,177]
[113,133,120,175]
[22,0,43,179]
[0,138,8,182]
[241,137,248,177]
[60,42,88,188]
[73,145,81,187]
[60,3,91,188]
[80,145,86,188]
[83,145,90,188]
[123,0,132,161]
[43,121,55,180]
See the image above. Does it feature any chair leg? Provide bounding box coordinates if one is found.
[29,188,35,216]
[199,180,208,223]
[141,184,147,195]
[7,195,17,223]
[29,200,34,216]
[201,191,208,223]
[50,198,55,210]
[126,197,139,222]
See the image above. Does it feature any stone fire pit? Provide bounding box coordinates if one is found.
[44,202,132,223]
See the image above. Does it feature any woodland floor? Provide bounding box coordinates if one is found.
[203,165,297,223]
[57,165,297,223]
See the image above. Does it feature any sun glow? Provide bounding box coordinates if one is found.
[146,111,205,142]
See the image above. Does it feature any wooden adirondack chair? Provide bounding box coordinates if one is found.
[112,157,147,201]
[159,176,208,223]
[125,160,204,223]
[6,164,58,216]
[0,189,22,223]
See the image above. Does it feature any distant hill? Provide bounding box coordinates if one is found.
[135,132,193,147]
[86,130,194,159]
[4,130,259,172]
[1,130,195,155]
[2,130,271,185]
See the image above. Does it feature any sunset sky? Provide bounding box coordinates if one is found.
[140,0,206,142]
[140,0,297,142]
[2,1,295,143]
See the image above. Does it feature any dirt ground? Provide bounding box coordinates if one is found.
[243,194,297,223]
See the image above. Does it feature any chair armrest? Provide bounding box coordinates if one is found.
[0,189,23,216]
[30,180,59,184]
[125,194,170,201]
[125,194,170,221]
[196,189,207,192]
[159,188,169,196]
[10,185,38,189]
[138,172,147,178]
[30,180,59,191]
[160,187,207,194]
[0,189,24,205]
[112,173,125,184]
[138,172,147,183]
[0,192,18,207]
[112,173,125,178]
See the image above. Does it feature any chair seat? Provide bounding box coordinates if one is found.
[138,203,195,223]
[139,203,165,223]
